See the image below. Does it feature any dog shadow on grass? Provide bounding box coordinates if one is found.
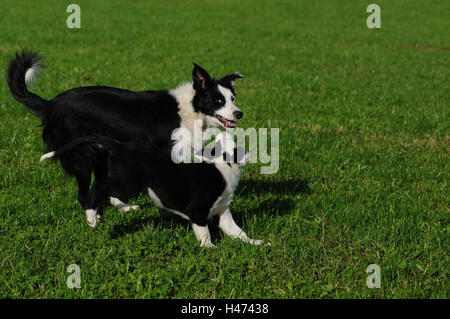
[237,177,311,198]
[108,207,189,240]
[108,177,310,241]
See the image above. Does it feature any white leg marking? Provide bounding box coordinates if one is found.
[147,188,163,208]
[218,209,265,245]
[85,209,98,228]
[109,197,139,212]
[192,223,214,247]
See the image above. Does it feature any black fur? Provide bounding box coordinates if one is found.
[46,136,229,226]
[6,49,244,212]
[6,50,46,116]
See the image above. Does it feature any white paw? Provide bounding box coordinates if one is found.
[200,241,215,248]
[119,205,139,213]
[85,209,97,228]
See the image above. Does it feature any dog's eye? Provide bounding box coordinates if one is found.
[231,95,235,103]
[215,98,224,106]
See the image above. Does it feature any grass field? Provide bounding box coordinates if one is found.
[0,0,448,298]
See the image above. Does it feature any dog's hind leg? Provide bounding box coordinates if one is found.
[185,203,215,247]
[85,179,108,228]
[93,152,110,222]
[74,168,91,210]
[218,209,266,245]
[85,155,110,228]
[58,151,91,210]
[95,151,139,213]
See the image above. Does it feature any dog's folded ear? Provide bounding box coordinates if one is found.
[193,63,212,92]
[219,72,244,92]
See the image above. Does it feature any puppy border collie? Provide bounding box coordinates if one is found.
[7,50,245,215]
[40,132,263,247]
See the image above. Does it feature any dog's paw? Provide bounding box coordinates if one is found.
[85,209,97,228]
[200,241,215,248]
[96,214,105,223]
[118,204,139,213]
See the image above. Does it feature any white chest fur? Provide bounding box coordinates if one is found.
[208,162,243,217]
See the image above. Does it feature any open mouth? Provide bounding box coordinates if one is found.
[216,115,236,128]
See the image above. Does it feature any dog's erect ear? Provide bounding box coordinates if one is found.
[219,72,244,91]
[193,63,212,91]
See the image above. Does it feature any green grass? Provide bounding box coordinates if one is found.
[0,0,448,298]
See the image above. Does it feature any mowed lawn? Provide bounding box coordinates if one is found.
[0,0,448,298]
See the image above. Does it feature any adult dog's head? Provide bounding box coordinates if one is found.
[192,64,244,129]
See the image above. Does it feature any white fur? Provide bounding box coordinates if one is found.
[218,209,263,245]
[85,209,97,228]
[170,83,198,130]
[147,187,190,221]
[146,132,255,247]
[169,210,191,221]
[25,63,43,90]
[169,82,241,144]
[147,188,163,208]
[192,223,214,247]
[169,83,207,158]
[208,161,243,218]
[39,151,55,162]
[208,133,267,245]
[207,132,245,217]
[216,85,241,122]
[109,197,139,212]
[170,83,203,143]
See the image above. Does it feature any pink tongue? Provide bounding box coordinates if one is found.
[219,116,235,128]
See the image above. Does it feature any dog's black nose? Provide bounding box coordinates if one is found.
[234,110,243,120]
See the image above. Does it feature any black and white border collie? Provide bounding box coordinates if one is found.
[7,50,244,213]
[40,132,263,247]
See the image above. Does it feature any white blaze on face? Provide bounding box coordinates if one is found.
[216,85,241,123]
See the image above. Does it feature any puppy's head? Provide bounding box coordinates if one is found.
[224,146,249,168]
[192,64,244,129]
[215,131,249,168]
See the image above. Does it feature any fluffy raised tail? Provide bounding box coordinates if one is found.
[6,50,47,117]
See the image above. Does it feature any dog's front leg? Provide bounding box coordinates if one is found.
[192,223,214,247]
[85,208,98,228]
[218,209,265,245]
